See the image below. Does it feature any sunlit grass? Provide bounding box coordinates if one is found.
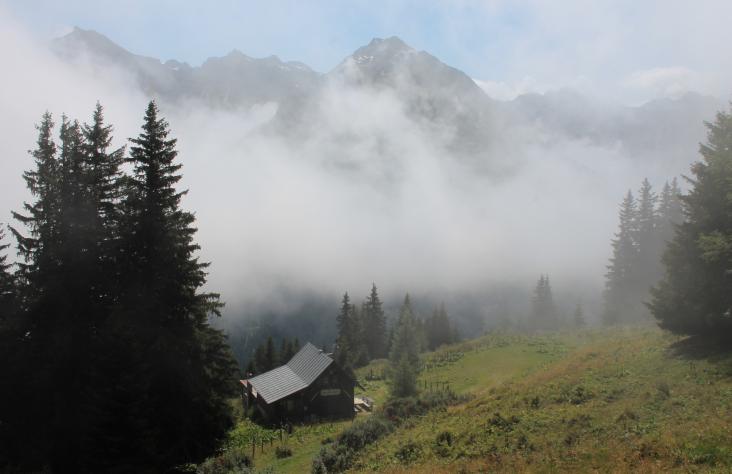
[350,326,732,473]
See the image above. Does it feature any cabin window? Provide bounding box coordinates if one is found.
[286,400,295,412]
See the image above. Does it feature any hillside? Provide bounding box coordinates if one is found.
[218,326,732,473]
[352,327,732,473]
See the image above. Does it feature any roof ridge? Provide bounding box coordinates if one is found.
[284,361,308,385]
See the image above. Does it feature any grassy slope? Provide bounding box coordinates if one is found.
[246,333,571,472]
[350,326,732,473]
[249,420,352,472]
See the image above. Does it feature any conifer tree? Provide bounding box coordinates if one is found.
[635,179,660,317]
[650,108,732,338]
[5,104,238,471]
[281,337,295,362]
[657,178,684,245]
[8,112,74,469]
[426,303,453,349]
[254,344,267,374]
[334,292,365,368]
[8,111,111,470]
[81,103,125,299]
[113,101,238,469]
[264,336,278,370]
[603,191,639,325]
[531,274,558,330]
[388,294,420,398]
[11,112,60,298]
[362,283,387,359]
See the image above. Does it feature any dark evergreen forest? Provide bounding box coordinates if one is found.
[0,102,238,472]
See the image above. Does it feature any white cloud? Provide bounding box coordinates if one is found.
[622,66,704,99]
[0,3,715,322]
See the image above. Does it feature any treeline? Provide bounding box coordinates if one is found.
[525,274,585,331]
[333,285,458,372]
[0,102,238,472]
[245,336,301,375]
[603,178,683,325]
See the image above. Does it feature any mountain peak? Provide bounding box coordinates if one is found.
[358,36,414,56]
[59,26,122,50]
[344,36,416,69]
[53,26,141,64]
[367,36,411,50]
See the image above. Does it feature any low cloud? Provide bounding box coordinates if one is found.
[623,66,704,100]
[0,7,711,327]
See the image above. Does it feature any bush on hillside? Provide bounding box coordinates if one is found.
[196,448,252,474]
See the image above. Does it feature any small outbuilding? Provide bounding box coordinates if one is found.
[240,343,355,423]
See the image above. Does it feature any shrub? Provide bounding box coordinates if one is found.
[488,412,519,432]
[571,386,593,404]
[433,430,454,458]
[436,430,453,446]
[313,417,395,473]
[382,390,463,423]
[311,455,328,474]
[530,395,541,408]
[196,448,252,474]
[337,416,394,450]
[315,443,352,473]
[382,396,420,422]
[395,441,422,464]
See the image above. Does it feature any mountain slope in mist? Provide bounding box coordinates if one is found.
[53,26,721,172]
[53,27,321,109]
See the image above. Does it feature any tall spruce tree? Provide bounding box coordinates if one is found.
[603,191,640,325]
[7,111,108,470]
[253,343,267,374]
[657,178,684,246]
[11,112,60,291]
[650,108,732,338]
[335,292,362,369]
[8,112,91,470]
[112,101,238,469]
[281,337,295,362]
[531,274,558,330]
[81,102,125,302]
[264,336,278,370]
[636,179,659,307]
[388,294,420,397]
[4,105,238,471]
[426,303,452,350]
[362,284,387,360]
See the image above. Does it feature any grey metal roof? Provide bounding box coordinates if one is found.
[247,342,333,404]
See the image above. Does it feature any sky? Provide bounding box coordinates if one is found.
[3,0,732,104]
